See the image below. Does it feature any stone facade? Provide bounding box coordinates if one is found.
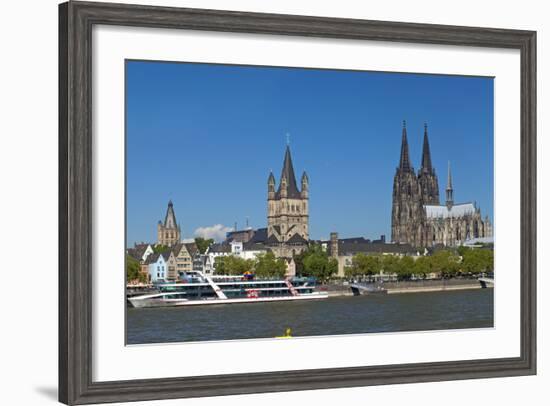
[157,200,181,247]
[391,121,492,247]
[267,145,309,258]
[172,242,198,277]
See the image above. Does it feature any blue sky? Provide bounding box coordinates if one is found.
[126,60,494,245]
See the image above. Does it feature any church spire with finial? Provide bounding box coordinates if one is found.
[277,140,300,199]
[446,161,454,209]
[398,120,412,172]
[421,122,433,173]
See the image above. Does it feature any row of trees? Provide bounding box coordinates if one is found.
[213,244,338,281]
[215,252,287,278]
[344,248,493,280]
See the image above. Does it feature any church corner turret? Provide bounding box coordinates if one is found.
[301,171,309,199]
[267,171,276,200]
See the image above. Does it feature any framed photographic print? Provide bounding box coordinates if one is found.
[59,1,536,404]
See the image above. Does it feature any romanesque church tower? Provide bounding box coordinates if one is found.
[267,145,309,257]
[157,200,181,247]
[391,121,426,247]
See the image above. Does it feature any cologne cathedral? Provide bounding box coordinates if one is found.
[391,121,492,247]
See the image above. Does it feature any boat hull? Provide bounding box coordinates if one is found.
[129,292,328,308]
[350,284,388,296]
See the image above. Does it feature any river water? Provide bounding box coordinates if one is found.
[126,288,493,344]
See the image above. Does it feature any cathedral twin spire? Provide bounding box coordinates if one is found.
[397,121,440,207]
[398,121,412,172]
[421,123,434,174]
[398,120,434,175]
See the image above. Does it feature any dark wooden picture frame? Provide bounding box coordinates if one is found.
[59,1,536,404]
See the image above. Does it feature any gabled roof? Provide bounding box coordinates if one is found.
[184,242,199,256]
[286,233,308,245]
[249,228,267,243]
[208,243,231,253]
[129,243,151,260]
[266,234,281,245]
[171,243,183,255]
[144,252,164,265]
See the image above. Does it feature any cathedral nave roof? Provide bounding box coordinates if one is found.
[424,203,476,219]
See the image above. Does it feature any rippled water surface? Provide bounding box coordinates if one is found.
[127,288,493,344]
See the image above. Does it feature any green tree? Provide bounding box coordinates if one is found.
[214,255,254,275]
[381,255,400,276]
[126,254,145,283]
[254,252,287,278]
[431,250,460,277]
[302,251,338,281]
[195,237,214,254]
[345,253,381,278]
[395,255,415,280]
[413,256,432,279]
[457,245,468,257]
[461,248,494,275]
[152,244,169,254]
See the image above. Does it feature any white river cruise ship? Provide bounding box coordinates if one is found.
[128,271,328,308]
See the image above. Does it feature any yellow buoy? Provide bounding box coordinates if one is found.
[275,328,292,339]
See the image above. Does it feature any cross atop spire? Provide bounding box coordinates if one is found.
[398,120,412,171]
[286,132,290,146]
[421,122,433,173]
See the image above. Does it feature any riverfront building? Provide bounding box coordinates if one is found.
[145,252,168,282]
[391,122,492,247]
[172,242,199,276]
[326,232,419,277]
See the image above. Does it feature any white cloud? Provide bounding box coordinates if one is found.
[194,224,232,242]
